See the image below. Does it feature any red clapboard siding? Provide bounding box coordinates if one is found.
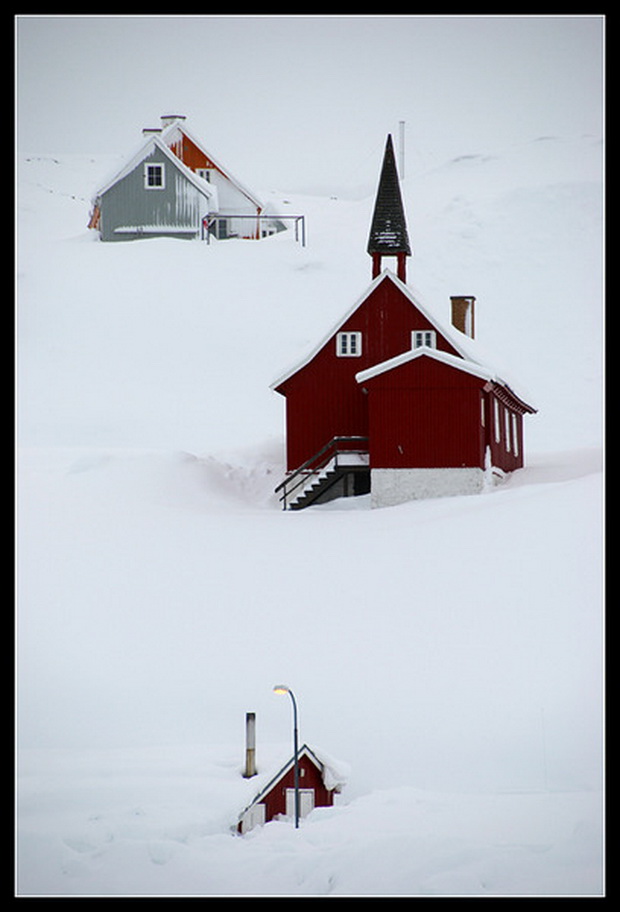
[276,275,464,471]
[167,132,225,176]
[259,753,334,822]
[362,355,487,469]
[487,392,526,473]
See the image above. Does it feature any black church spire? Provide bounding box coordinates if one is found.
[367,134,411,282]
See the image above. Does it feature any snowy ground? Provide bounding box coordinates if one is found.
[16,136,604,896]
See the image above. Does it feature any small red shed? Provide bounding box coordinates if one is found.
[271,134,536,509]
[237,744,345,834]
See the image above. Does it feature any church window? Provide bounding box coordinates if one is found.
[336,332,362,357]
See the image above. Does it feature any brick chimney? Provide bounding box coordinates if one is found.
[450,296,476,338]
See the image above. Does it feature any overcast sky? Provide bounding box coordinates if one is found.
[16,14,604,196]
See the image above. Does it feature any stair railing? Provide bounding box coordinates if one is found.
[275,436,369,510]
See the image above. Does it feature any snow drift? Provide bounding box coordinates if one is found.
[16,134,604,896]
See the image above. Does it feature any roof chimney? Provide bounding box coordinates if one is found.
[142,127,162,137]
[243,712,257,778]
[450,296,476,339]
[160,114,186,128]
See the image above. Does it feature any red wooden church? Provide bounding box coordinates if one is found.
[272,135,536,510]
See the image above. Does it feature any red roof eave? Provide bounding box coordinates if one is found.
[484,380,537,415]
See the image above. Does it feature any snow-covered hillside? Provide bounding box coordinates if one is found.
[16,135,604,896]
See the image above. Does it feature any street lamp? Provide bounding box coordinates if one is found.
[273,684,300,828]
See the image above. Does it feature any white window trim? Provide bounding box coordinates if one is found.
[144,162,165,189]
[412,330,437,349]
[504,408,512,452]
[493,398,501,443]
[512,413,519,457]
[336,331,362,357]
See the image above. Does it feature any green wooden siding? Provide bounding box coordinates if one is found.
[99,150,210,241]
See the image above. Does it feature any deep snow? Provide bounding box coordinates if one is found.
[16,134,604,896]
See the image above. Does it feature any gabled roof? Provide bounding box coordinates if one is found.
[356,345,537,414]
[367,134,411,256]
[93,133,218,208]
[158,119,265,212]
[356,345,495,385]
[271,269,536,413]
[270,269,475,392]
[238,743,347,821]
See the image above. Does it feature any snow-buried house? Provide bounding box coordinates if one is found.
[237,743,347,834]
[272,134,537,510]
[88,114,285,242]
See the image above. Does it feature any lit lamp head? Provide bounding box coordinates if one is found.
[273,685,290,695]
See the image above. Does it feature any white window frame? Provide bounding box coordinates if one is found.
[504,408,512,452]
[197,168,212,182]
[493,398,501,443]
[336,331,362,357]
[412,330,437,349]
[144,162,165,189]
[512,413,519,457]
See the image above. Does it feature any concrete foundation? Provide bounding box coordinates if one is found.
[370,467,487,508]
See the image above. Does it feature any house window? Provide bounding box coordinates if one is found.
[197,168,212,182]
[512,413,519,457]
[144,163,165,189]
[493,398,501,443]
[337,332,362,357]
[412,330,436,349]
[504,408,512,452]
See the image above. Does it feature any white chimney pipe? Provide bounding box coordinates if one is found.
[243,712,257,778]
[160,114,186,128]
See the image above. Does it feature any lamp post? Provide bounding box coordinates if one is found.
[273,684,300,828]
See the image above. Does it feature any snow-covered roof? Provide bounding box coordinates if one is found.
[158,120,264,212]
[238,743,349,820]
[356,345,496,385]
[270,269,476,391]
[271,269,536,412]
[93,133,218,208]
[356,345,536,412]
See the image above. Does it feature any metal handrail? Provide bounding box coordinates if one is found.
[202,213,306,245]
[275,436,369,508]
